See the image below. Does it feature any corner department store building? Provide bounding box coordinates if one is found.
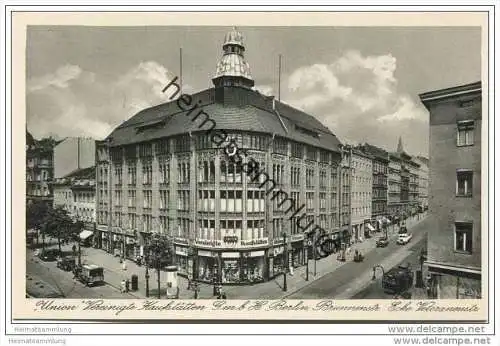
[95,28,345,285]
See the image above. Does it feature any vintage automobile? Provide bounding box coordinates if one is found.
[38,249,60,262]
[376,237,389,248]
[382,263,414,294]
[57,256,76,271]
[397,233,413,245]
[74,264,104,287]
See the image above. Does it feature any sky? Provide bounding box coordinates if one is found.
[26,26,481,157]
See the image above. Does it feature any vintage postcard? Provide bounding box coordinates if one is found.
[7,9,491,324]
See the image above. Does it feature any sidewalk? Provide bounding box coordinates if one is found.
[43,213,427,299]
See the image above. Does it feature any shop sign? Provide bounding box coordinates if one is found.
[240,238,269,247]
[249,250,265,257]
[175,247,188,256]
[291,234,304,242]
[96,224,108,232]
[197,250,212,257]
[223,236,239,244]
[273,239,284,245]
[195,239,222,247]
[221,252,240,259]
[174,237,188,245]
[273,246,284,256]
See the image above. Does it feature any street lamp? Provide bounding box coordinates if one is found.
[282,231,287,292]
[144,243,150,298]
[371,264,385,281]
[302,237,309,282]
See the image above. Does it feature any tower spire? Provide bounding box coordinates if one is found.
[212,27,254,88]
[397,136,404,153]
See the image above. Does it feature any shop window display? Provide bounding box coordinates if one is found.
[176,255,188,275]
[198,256,216,282]
[243,257,264,283]
[221,259,241,283]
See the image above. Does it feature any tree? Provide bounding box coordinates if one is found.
[43,207,78,255]
[26,200,49,248]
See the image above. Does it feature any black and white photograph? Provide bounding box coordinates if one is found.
[24,23,483,302]
[4,10,496,343]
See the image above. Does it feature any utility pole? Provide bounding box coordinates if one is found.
[313,231,317,276]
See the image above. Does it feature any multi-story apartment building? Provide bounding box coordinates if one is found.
[407,158,421,215]
[53,166,96,245]
[95,28,343,285]
[357,143,389,230]
[350,149,373,242]
[420,81,482,298]
[387,153,402,217]
[340,146,352,245]
[54,137,96,179]
[26,131,57,206]
[414,156,430,209]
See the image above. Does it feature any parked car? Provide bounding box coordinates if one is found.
[398,225,408,235]
[38,249,59,262]
[57,256,76,271]
[397,233,413,245]
[376,237,389,248]
[382,264,414,294]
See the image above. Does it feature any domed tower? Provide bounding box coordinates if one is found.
[212,27,255,89]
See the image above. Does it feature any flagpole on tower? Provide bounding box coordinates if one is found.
[278,54,282,101]
[180,47,183,95]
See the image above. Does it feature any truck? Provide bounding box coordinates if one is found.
[74,264,104,287]
[382,263,414,294]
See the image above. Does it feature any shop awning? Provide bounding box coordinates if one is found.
[79,230,94,240]
[366,224,375,231]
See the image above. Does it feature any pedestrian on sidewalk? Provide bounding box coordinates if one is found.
[122,259,127,271]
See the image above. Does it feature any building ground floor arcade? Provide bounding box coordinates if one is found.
[93,224,351,285]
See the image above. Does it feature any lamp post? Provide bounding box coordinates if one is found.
[371,264,385,282]
[303,238,309,281]
[145,245,150,298]
[313,230,317,276]
[282,231,287,292]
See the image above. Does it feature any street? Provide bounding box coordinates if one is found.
[351,236,427,299]
[286,215,430,299]
[26,244,137,299]
[25,215,429,299]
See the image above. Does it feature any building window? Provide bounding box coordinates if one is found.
[455,222,473,254]
[273,137,288,155]
[158,159,170,185]
[456,170,473,197]
[457,120,474,146]
[160,190,169,210]
[127,163,136,186]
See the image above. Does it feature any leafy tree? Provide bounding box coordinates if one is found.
[43,207,79,255]
[26,200,49,248]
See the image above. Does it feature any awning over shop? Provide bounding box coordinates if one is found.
[79,230,94,240]
[366,224,375,231]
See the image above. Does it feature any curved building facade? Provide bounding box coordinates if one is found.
[96,28,343,285]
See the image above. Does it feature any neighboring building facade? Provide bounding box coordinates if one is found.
[95,28,344,285]
[387,153,402,217]
[26,131,57,206]
[414,156,430,209]
[350,149,373,242]
[53,166,97,246]
[419,81,482,299]
[357,143,389,230]
[54,137,96,179]
[340,145,352,246]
